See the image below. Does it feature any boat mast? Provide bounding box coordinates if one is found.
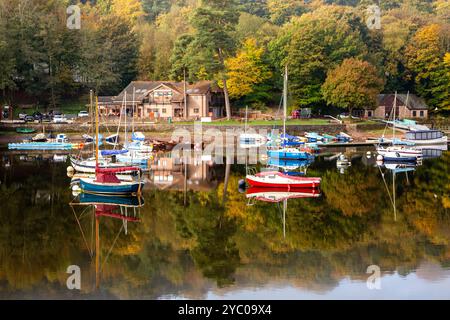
[393,170,397,222]
[283,65,288,138]
[90,89,94,156]
[393,91,397,142]
[124,91,128,144]
[283,198,287,239]
[245,105,248,133]
[132,87,135,135]
[95,213,100,289]
[95,96,99,170]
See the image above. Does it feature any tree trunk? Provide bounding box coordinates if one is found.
[222,78,231,120]
[218,48,231,120]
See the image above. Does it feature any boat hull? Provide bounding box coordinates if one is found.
[405,136,448,145]
[70,157,138,173]
[377,147,422,159]
[79,178,144,195]
[246,187,320,202]
[382,156,417,163]
[246,173,321,189]
[8,142,80,150]
[267,150,312,160]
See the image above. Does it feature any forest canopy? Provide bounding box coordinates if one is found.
[0,0,448,114]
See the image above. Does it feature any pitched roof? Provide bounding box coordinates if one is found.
[377,94,428,110]
[113,80,220,104]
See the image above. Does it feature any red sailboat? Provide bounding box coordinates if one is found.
[246,171,321,189]
[246,187,320,203]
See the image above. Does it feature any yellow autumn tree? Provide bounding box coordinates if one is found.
[224,38,272,100]
[405,24,450,111]
[111,0,145,25]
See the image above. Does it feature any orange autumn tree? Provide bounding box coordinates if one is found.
[321,58,384,116]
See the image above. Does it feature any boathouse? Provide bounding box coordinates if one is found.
[98,80,224,120]
[353,94,429,119]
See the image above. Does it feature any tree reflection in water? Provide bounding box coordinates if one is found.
[0,152,449,298]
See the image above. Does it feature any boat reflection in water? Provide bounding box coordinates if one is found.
[246,185,321,238]
[412,144,448,159]
[377,160,417,221]
[69,193,144,290]
[246,187,320,203]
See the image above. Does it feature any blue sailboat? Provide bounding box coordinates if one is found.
[79,96,146,196]
[267,66,313,161]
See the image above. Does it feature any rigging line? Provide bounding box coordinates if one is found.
[377,165,395,214]
[70,205,93,258]
[100,223,124,273]
[273,93,283,131]
[378,93,396,147]
[112,95,125,151]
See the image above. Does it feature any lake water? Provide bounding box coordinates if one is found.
[0,146,449,299]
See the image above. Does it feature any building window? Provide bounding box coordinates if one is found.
[194,108,199,113]
[413,111,417,117]
[367,111,372,117]
[420,111,424,117]
[162,108,167,114]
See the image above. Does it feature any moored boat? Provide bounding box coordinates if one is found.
[267,147,313,160]
[246,187,321,202]
[404,130,448,145]
[9,134,83,150]
[70,156,139,173]
[16,127,36,134]
[79,167,145,196]
[246,171,321,189]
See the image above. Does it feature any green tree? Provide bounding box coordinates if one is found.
[267,0,308,25]
[235,12,279,45]
[322,58,384,114]
[0,19,16,94]
[286,6,368,107]
[189,0,239,120]
[238,0,269,18]
[141,0,171,22]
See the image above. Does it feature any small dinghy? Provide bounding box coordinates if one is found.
[377,146,422,161]
[16,127,36,134]
[246,171,321,189]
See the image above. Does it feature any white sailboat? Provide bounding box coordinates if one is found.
[239,105,266,147]
[376,92,422,162]
[116,89,154,166]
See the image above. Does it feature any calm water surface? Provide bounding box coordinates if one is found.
[0,146,449,299]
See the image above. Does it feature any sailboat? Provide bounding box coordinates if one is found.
[267,66,312,160]
[376,92,422,162]
[246,171,321,188]
[71,92,145,173]
[78,97,145,196]
[116,89,154,166]
[69,194,144,290]
[239,105,267,146]
[246,187,320,202]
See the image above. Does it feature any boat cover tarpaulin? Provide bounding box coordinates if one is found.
[101,150,128,156]
[95,173,121,184]
[96,166,140,174]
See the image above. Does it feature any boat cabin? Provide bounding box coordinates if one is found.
[56,134,68,143]
[405,130,444,141]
